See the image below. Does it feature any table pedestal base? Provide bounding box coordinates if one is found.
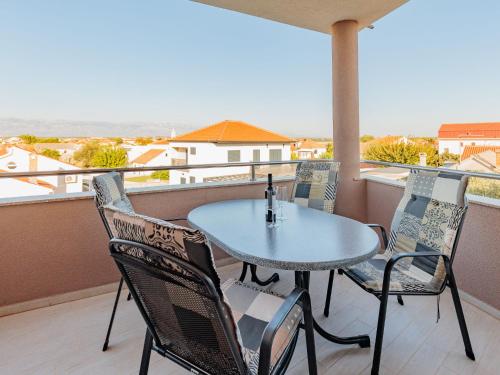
[295,271,371,348]
[239,262,280,286]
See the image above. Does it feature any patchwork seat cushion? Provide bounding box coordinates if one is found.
[344,252,442,294]
[345,171,468,294]
[222,279,302,374]
[292,160,340,214]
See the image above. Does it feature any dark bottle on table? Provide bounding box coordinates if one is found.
[265,173,275,222]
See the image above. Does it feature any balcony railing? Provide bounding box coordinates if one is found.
[1,158,500,183]
[1,159,499,317]
[0,160,301,180]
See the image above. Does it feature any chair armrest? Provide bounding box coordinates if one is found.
[382,252,451,293]
[258,288,309,375]
[367,224,388,249]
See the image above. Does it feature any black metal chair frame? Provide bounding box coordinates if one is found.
[93,193,186,351]
[323,207,475,375]
[109,238,318,375]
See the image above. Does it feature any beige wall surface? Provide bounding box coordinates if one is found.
[0,181,293,308]
[366,179,500,311]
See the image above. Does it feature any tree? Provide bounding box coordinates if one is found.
[151,170,169,180]
[40,149,61,160]
[91,146,128,168]
[136,137,153,145]
[364,142,440,166]
[37,137,60,143]
[360,134,374,143]
[319,143,334,159]
[19,134,38,144]
[19,135,60,144]
[439,151,460,164]
[112,137,123,145]
[73,141,102,167]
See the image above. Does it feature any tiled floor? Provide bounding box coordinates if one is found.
[0,262,498,374]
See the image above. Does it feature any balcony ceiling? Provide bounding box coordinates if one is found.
[192,0,408,33]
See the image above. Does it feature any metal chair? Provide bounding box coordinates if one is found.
[92,172,185,351]
[323,170,475,374]
[105,206,317,375]
[239,160,340,286]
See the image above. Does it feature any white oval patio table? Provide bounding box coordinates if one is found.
[188,199,380,348]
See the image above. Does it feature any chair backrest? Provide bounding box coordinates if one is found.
[92,172,134,237]
[388,170,469,288]
[104,206,246,375]
[291,160,340,214]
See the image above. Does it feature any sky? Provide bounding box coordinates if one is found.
[0,0,499,138]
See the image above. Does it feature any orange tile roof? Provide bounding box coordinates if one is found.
[0,145,8,157]
[131,149,165,164]
[171,120,293,143]
[439,122,500,139]
[460,145,500,161]
[298,140,327,149]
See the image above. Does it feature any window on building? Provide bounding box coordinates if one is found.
[471,142,476,146]
[253,149,260,162]
[7,161,17,170]
[269,149,282,162]
[189,147,196,155]
[180,177,186,184]
[228,150,241,163]
[189,176,196,184]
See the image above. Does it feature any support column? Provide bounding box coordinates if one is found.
[332,20,366,221]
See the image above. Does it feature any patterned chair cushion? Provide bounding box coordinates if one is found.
[92,172,134,213]
[291,160,340,214]
[104,206,245,374]
[344,171,468,293]
[103,205,222,287]
[222,279,302,374]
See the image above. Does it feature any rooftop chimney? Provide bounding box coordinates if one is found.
[419,152,427,167]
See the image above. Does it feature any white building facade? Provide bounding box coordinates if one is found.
[167,121,293,184]
[438,123,500,155]
[0,146,83,198]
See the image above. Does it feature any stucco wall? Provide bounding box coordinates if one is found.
[0,180,294,309]
[366,178,500,310]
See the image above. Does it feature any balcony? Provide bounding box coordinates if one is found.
[0,162,499,374]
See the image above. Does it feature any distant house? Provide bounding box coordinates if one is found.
[33,143,79,163]
[130,148,169,168]
[457,145,500,173]
[169,120,293,184]
[295,140,327,159]
[0,145,82,198]
[438,122,500,154]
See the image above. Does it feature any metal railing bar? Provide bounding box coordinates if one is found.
[0,160,301,179]
[0,159,498,181]
[361,160,500,181]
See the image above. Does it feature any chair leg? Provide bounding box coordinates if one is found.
[102,277,124,351]
[239,262,249,282]
[397,295,404,306]
[323,270,335,317]
[448,271,475,360]
[139,330,153,375]
[371,290,390,375]
[303,294,318,375]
